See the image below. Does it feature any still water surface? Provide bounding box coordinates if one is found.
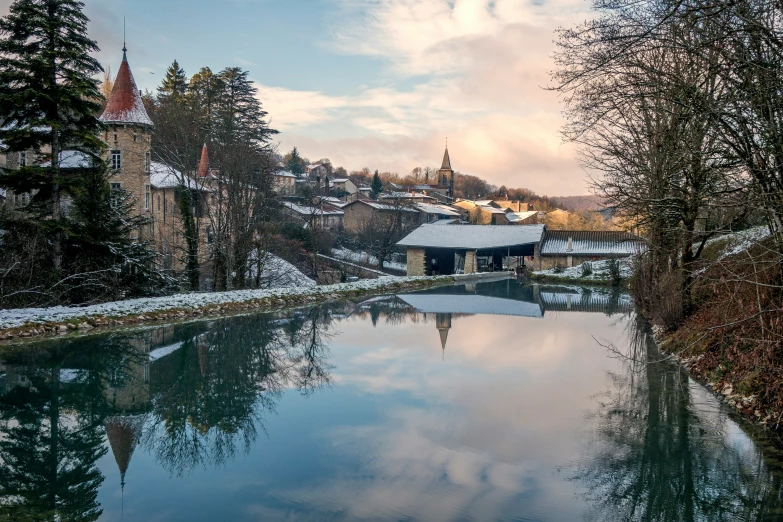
[1,280,783,521]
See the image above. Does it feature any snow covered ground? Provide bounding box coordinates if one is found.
[250,253,316,288]
[332,248,407,272]
[0,275,447,331]
[532,258,634,283]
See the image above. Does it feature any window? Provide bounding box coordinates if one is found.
[111,150,121,170]
[145,152,151,173]
[206,226,214,245]
[18,152,26,167]
[110,183,121,208]
[144,185,151,210]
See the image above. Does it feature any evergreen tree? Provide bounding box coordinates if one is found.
[157,59,188,102]
[213,67,277,150]
[67,164,175,302]
[371,170,383,199]
[0,0,104,270]
[285,147,305,176]
[188,66,218,141]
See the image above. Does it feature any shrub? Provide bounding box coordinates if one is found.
[581,261,593,277]
[607,258,622,283]
[552,264,564,273]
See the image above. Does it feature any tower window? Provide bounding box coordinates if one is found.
[18,152,26,167]
[110,183,121,208]
[145,152,151,173]
[111,150,122,170]
[144,184,151,210]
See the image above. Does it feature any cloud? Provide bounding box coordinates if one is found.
[263,0,593,194]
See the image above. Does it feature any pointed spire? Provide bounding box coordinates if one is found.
[197,144,209,177]
[100,47,153,127]
[441,144,452,171]
[105,416,143,489]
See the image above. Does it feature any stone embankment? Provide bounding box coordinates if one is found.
[0,276,457,342]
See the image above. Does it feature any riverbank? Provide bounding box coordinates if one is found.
[0,275,458,341]
[650,230,783,432]
[530,258,632,286]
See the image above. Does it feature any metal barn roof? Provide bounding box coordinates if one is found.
[397,224,545,250]
[540,230,644,256]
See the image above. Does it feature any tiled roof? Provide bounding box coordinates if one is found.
[197,144,209,177]
[100,51,153,127]
[540,230,645,256]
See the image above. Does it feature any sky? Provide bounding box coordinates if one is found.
[0,0,596,196]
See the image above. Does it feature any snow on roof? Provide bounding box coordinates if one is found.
[353,199,419,212]
[275,170,297,178]
[322,197,349,208]
[475,200,495,206]
[429,219,461,225]
[397,224,545,249]
[481,206,507,214]
[99,51,153,127]
[381,191,433,199]
[150,162,210,191]
[416,203,460,216]
[39,150,93,169]
[283,201,344,216]
[331,178,350,183]
[506,211,538,222]
[540,230,645,256]
[398,294,543,318]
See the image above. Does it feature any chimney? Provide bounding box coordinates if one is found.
[567,236,573,252]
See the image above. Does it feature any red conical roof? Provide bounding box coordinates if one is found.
[100,50,153,127]
[197,144,209,177]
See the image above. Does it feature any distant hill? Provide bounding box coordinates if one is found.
[551,195,606,212]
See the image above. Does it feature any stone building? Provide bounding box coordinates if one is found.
[342,199,419,234]
[99,45,154,224]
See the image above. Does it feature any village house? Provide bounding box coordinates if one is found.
[305,163,329,181]
[273,170,296,195]
[452,199,510,225]
[416,202,462,223]
[342,198,419,234]
[282,200,345,232]
[329,177,358,197]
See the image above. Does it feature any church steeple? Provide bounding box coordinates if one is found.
[441,146,452,171]
[436,141,455,198]
[105,416,143,489]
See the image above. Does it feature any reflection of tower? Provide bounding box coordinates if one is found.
[435,313,452,359]
[105,416,144,489]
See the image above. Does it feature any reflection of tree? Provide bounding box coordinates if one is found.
[577,318,783,521]
[144,309,334,476]
[0,337,140,521]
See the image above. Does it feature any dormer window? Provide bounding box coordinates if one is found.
[111,150,122,171]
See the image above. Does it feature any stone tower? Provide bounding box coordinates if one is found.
[436,146,455,198]
[100,46,154,220]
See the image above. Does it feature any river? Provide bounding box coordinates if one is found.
[0,279,782,521]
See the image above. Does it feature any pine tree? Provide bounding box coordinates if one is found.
[0,0,104,270]
[188,66,218,141]
[157,59,188,102]
[371,170,383,199]
[213,67,277,149]
[285,147,305,176]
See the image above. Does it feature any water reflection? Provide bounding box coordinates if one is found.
[0,281,781,521]
[576,318,783,522]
